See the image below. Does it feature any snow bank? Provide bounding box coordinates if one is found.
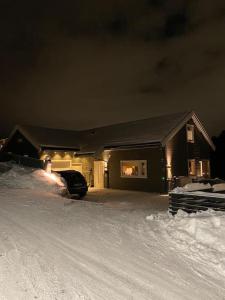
[0,162,11,173]
[146,210,225,276]
[172,182,211,193]
[213,183,225,192]
[0,163,66,195]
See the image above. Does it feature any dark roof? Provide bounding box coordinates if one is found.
[13,125,81,150]
[7,111,215,153]
[79,111,192,152]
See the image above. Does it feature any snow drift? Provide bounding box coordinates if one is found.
[172,182,212,193]
[0,163,66,195]
[147,210,225,277]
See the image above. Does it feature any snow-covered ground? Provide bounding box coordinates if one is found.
[0,164,225,299]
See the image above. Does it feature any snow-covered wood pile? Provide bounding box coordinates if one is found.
[170,182,225,215]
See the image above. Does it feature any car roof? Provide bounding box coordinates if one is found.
[56,170,81,175]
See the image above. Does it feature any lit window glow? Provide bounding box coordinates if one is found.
[188,159,196,176]
[121,160,147,178]
[186,124,195,143]
[44,172,65,187]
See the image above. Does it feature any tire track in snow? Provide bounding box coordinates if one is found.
[1,204,222,300]
[0,210,92,300]
[0,207,154,299]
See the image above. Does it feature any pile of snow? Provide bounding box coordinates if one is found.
[172,182,211,193]
[213,183,225,192]
[146,209,225,276]
[0,162,11,173]
[0,163,66,195]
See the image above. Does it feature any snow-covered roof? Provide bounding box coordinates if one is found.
[79,111,215,152]
[6,111,215,153]
[9,125,81,151]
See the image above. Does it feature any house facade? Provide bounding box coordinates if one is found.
[2,111,215,193]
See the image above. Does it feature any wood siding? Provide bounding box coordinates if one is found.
[4,131,39,158]
[166,119,211,178]
[166,126,188,177]
[187,120,211,160]
[107,146,166,193]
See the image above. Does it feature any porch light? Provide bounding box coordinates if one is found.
[166,165,172,180]
[166,149,172,180]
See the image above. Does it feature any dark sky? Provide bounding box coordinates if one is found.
[1,0,225,137]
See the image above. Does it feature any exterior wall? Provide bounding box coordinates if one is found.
[166,119,212,185]
[72,155,94,186]
[107,146,166,193]
[3,131,39,158]
[187,119,211,160]
[40,150,94,186]
[166,126,188,178]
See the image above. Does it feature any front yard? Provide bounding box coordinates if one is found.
[0,164,225,299]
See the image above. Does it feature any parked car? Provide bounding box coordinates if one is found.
[57,170,88,199]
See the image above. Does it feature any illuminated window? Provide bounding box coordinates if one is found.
[120,160,147,178]
[188,159,196,176]
[202,160,210,177]
[186,124,195,143]
[197,160,210,177]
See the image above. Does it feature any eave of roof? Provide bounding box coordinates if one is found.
[5,111,215,154]
[162,111,215,151]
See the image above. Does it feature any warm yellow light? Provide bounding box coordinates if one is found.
[167,166,172,179]
[103,150,111,163]
[44,172,65,187]
[124,167,133,176]
[166,147,173,179]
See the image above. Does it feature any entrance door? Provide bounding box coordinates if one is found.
[94,161,105,188]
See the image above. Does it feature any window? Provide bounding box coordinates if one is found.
[202,160,210,177]
[186,124,195,143]
[197,160,210,177]
[120,160,147,178]
[197,160,203,177]
[188,159,196,176]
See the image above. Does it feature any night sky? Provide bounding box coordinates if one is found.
[1,0,225,137]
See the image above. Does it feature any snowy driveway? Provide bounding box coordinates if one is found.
[0,187,225,299]
[84,188,169,211]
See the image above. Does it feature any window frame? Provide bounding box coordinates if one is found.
[188,159,196,176]
[197,160,210,177]
[120,160,148,179]
[186,124,195,143]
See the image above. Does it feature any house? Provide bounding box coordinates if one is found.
[2,111,215,193]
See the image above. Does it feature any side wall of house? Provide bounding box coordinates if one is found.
[166,126,188,178]
[166,119,212,180]
[107,146,166,193]
[3,131,39,158]
[187,119,211,160]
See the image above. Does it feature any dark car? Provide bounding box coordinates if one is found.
[57,170,88,198]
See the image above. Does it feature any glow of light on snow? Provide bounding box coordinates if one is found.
[44,171,65,187]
